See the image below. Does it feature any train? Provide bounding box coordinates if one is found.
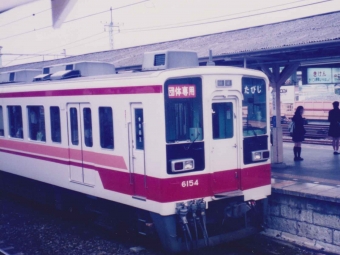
[281,101,334,122]
[0,50,271,252]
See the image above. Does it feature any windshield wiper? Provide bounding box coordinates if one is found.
[184,131,201,151]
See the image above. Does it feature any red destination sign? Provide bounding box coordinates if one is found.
[168,85,196,98]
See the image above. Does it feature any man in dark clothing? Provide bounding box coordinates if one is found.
[328,101,340,155]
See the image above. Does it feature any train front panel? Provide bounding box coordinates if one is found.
[149,69,271,251]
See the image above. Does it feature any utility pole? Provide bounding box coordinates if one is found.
[104,7,120,50]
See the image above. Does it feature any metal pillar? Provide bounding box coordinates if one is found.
[272,81,283,163]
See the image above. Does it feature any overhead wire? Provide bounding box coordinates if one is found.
[3,31,117,66]
[0,0,149,41]
[7,31,107,63]
[63,0,149,24]
[66,34,111,50]
[4,33,110,66]
[2,33,108,66]
[1,0,334,66]
[0,8,50,28]
[0,0,331,40]
[119,0,333,33]
[120,0,312,32]
[31,0,331,53]
[0,25,51,41]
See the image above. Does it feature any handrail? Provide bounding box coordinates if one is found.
[143,122,147,188]
[127,122,133,184]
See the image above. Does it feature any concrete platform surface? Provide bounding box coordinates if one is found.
[272,143,340,185]
[271,178,340,203]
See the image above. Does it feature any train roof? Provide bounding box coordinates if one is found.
[0,65,268,93]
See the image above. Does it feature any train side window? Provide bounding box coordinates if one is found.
[27,106,46,142]
[212,103,233,139]
[83,107,93,147]
[7,106,23,139]
[0,106,4,136]
[70,107,79,145]
[50,106,61,143]
[99,107,114,149]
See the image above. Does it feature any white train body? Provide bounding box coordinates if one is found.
[0,53,271,251]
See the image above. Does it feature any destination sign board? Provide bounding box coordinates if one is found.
[168,85,196,98]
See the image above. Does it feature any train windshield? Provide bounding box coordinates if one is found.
[164,77,203,143]
[242,77,267,137]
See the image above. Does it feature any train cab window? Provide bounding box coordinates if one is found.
[0,106,4,136]
[83,108,93,147]
[212,103,233,139]
[7,106,23,139]
[70,108,79,145]
[50,106,61,143]
[242,78,267,137]
[99,107,114,149]
[27,106,46,142]
[164,77,203,143]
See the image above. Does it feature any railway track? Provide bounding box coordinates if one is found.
[280,123,332,145]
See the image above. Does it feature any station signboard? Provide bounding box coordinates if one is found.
[307,68,340,84]
[333,68,340,83]
[307,68,332,84]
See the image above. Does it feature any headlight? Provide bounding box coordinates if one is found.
[251,150,270,161]
[171,158,195,172]
[253,152,262,160]
[184,160,194,170]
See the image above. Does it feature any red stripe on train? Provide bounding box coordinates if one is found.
[240,164,271,190]
[96,165,270,202]
[0,139,127,170]
[0,85,162,98]
[0,146,271,203]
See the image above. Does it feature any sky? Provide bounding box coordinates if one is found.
[0,0,340,67]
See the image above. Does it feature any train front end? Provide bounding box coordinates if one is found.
[150,65,271,252]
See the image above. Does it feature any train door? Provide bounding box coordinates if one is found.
[210,98,239,194]
[67,103,94,185]
[129,103,147,199]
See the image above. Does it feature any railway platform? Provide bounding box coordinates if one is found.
[267,143,340,254]
[272,142,340,185]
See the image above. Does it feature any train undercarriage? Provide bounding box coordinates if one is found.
[0,170,266,253]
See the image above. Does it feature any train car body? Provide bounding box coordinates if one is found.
[0,52,271,252]
[291,101,331,121]
[272,101,332,122]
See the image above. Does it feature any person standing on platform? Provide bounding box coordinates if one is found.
[328,101,340,155]
[292,106,306,161]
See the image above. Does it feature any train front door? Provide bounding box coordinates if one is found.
[67,103,94,185]
[210,98,239,194]
[129,103,147,199]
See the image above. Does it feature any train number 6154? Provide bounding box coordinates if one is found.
[181,180,199,188]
